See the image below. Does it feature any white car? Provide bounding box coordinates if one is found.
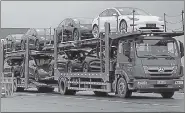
[92,7,164,38]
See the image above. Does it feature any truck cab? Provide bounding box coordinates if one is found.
[114,34,184,98]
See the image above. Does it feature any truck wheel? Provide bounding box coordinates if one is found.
[59,78,68,95]
[117,77,132,98]
[161,92,174,98]
[59,78,76,95]
[94,91,108,97]
[16,87,24,92]
[13,79,17,92]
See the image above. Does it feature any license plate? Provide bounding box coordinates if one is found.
[157,80,166,84]
[146,24,156,28]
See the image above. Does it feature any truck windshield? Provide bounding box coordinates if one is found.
[136,38,178,58]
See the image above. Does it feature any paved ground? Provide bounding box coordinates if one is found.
[1,88,184,112]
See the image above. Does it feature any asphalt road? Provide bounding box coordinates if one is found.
[1,88,184,112]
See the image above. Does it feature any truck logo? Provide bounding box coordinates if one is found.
[158,67,164,73]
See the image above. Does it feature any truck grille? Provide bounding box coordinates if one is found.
[150,74,171,76]
[148,70,173,73]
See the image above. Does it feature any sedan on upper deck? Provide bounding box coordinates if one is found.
[21,28,54,50]
[5,34,24,51]
[92,7,164,38]
[56,18,94,42]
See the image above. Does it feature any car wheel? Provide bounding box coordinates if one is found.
[34,71,39,82]
[119,20,127,33]
[116,77,132,98]
[48,65,54,77]
[92,25,99,38]
[82,62,89,72]
[67,62,73,72]
[160,92,174,98]
[35,40,40,51]
[21,40,25,50]
[73,29,80,41]
[11,42,15,51]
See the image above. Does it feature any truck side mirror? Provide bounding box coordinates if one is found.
[179,41,184,58]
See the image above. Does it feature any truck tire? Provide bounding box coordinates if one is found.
[13,79,17,92]
[58,78,76,95]
[116,77,132,98]
[160,92,174,98]
[94,91,108,97]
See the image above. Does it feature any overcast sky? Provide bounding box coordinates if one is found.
[1,1,184,29]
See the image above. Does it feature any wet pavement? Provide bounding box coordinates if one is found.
[1,88,184,112]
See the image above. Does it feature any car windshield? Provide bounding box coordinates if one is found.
[35,57,52,66]
[136,38,178,57]
[9,59,23,66]
[66,51,86,60]
[117,7,150,16]
[73,18,92,25]
[39,35,54,41]
[87,49,98,57]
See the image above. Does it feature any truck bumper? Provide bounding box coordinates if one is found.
[132,79,184,92]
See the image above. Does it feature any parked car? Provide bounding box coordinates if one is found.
[24,56,54,81]
[92,7,164,38]
[82,48,104,72]
[5,34,24,51]
[4,58,23,78]
[21,28,54,50]
[4,58,24,92]
[82,47,117,72]
[57,49,88,72]
[56,18,94,42]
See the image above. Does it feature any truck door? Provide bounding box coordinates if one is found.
[117,40,134,75]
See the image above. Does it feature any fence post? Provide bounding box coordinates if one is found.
[182,10,184,31]
[164,13,167,32]
[132,10,135,32]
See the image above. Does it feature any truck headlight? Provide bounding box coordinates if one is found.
[175,81,183,84]
[143,66,148,71]
[172,66,177,73]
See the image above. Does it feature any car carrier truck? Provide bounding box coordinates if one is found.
[54,22,184,98]
[1,22,184,98]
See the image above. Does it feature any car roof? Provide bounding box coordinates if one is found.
[27,28,54,36]
[6,34,24,39]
